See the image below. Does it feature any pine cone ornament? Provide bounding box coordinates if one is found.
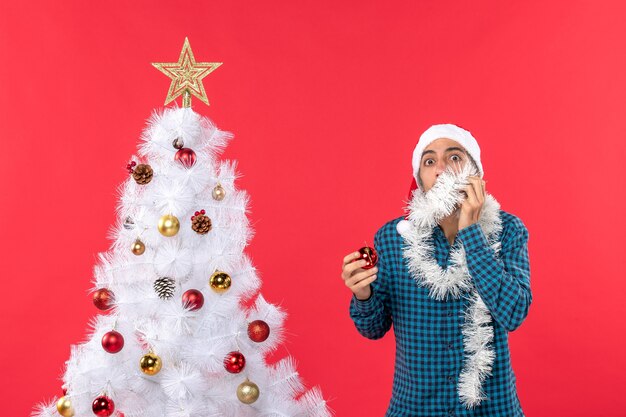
[191,210,212,235]
[132,164,154,185]
[123,216,134,230]
[153,277,175,299]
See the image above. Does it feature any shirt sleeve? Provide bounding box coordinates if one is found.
[348,228,393,340]
[456,218,532,332]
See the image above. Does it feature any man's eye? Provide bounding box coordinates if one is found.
[424,159,434,166]
[450,154,462,161]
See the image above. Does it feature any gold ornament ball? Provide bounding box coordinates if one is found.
[56,396,75,417]
[209,271,231,293]
[139,352,162,375]
[237,379,260,404]
[131,239,145,255]
[212,184,226,201]
[158,214,180,237]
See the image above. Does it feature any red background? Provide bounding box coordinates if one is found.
[1,1,625,416]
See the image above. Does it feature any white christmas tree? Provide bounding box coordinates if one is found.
[33,39,331,417]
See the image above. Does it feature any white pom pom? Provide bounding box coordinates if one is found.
[154,239,193,281]
[160,362,206,400]
[396,219,411,236]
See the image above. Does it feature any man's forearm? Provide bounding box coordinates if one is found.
[457,222,532,331]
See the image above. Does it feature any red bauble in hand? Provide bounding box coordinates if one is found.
[101,330,124,354]
[247,320,270,343]
[357,246,378,269]
[224,351,246,373]
[92,395,115,417]
[93,288,114,311]
[182,289,204,311]
[174,148,197,168]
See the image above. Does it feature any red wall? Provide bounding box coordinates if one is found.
[1,1,625,416]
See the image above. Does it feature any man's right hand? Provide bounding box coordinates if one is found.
[341,251,379,301]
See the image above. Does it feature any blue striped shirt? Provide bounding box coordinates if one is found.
[349,210,531,416]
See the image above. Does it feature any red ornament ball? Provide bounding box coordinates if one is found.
[247,320,270,343]
[182,289,204,311]
[93,288,114,311]
[224,351,246,373]
[357,246,378,270]
[101,330,124,354]
[92,395,115,416]
[174,148,197,168]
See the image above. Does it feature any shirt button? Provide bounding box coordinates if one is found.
[447,311,453,317]
[447,375,454,382]
[448,411,455,417]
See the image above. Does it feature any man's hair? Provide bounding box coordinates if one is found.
[417,152,480,190]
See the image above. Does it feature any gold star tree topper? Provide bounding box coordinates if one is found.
[152,37,222,107]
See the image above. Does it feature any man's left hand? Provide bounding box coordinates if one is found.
[458,176,486,231]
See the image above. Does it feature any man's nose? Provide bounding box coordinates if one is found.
[435,159,447,175]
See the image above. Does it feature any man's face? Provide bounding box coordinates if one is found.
[418,138,469,192]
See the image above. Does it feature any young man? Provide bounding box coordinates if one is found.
[342,124,531,417]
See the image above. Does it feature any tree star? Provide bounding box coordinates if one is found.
[152,37,222,106]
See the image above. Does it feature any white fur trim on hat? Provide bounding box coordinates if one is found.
[412,124,483,180]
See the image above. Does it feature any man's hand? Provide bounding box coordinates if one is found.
[458,176,486,231]
[341,251,378,300]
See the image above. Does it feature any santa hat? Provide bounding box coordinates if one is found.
[406,123,483,198]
